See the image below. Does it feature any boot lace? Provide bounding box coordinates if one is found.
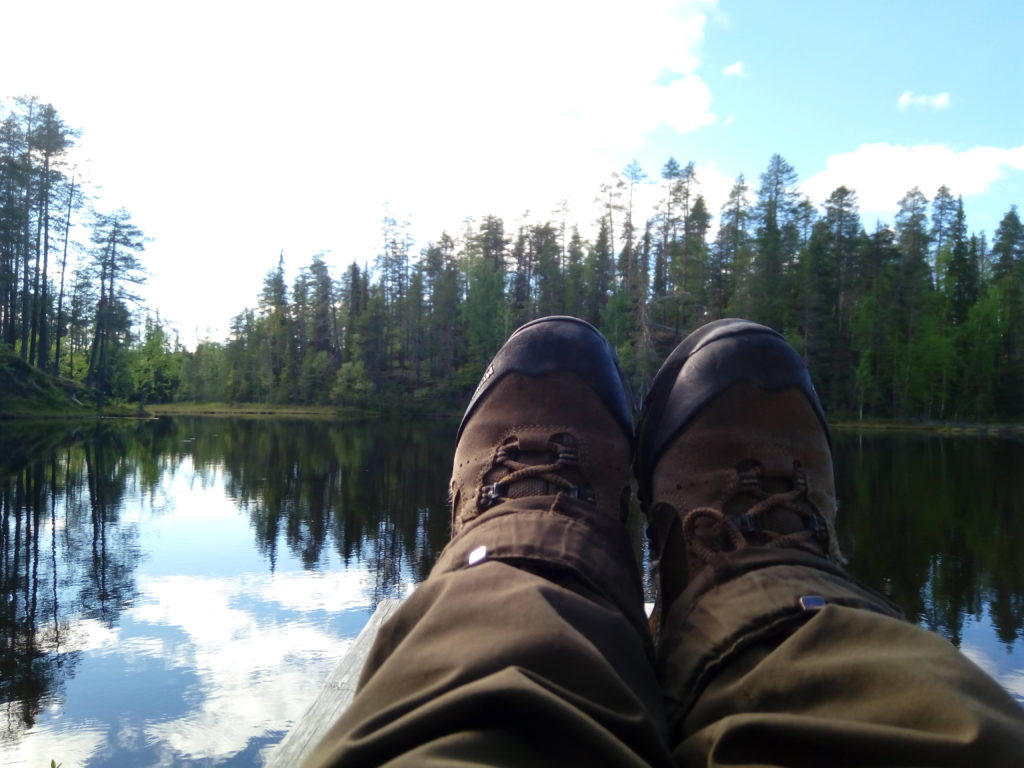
[478,435,590,509]
[681,464,828,572]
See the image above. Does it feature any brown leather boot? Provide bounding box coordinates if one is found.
[450,316,634,537]
[635,319,845,632]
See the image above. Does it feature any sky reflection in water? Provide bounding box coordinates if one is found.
[1,418,445,767]
[1,419,1022,767]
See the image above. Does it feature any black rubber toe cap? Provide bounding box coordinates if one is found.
[456,316,634,444]
[635,318,830,501]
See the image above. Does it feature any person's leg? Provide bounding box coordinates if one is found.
[636,319,1024,767]
[304,317,673,768]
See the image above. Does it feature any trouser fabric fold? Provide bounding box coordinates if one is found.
[304,497,1024,767]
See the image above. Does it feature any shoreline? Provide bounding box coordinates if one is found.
[5,402,1023,435]
[829,420,1024,436]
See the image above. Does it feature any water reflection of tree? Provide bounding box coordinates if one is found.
[203,417,454,606]
[836,432,1024,649]
[0,422,142,742]
[8,416,1016,747]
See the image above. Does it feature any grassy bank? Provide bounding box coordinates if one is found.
[4,344,1020,433]
[0,344,92,419]
[145,402,378,419]
[830,419,1024,436]
[145,398,464,421]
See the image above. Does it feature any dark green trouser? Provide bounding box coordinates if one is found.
[304,497,1024,767]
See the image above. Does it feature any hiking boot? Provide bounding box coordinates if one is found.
[635,319,844,630]
[450,316,634,537]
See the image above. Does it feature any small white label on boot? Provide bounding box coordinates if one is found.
[468,545,487,566]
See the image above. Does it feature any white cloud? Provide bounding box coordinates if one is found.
[1,723,107,768]
[694,160,738,215]
[135,573,364,762]
[260,570,389,614]
[960,645,1024,705]
[897,90,951,110]
[723,60,745,76]
[651,74,717,136]
[9,568,389,766]
[801,142,1024,216]
[0,0,721,344]
[1000,669,1024,704]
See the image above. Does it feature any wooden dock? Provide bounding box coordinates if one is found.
[266,598,403,768]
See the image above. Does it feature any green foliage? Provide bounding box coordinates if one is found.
[131,317,180,403]
[331,359,372,405]
[170,169,1024,425]
[0,341,86,415]
[4,102,1023,425]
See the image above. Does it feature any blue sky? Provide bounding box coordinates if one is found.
[1,0,1021,344]
[635,1,1023,231]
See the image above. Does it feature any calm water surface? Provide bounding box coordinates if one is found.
[1,418,1022,766]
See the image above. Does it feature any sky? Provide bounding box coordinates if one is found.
[1,0,1022,346]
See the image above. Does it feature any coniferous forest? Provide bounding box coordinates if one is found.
[3,99,1024,421]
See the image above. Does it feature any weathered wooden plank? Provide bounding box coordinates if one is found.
[267,598,404,768]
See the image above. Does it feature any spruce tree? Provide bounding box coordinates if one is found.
[943,197,977,327]
[753,154,799,329]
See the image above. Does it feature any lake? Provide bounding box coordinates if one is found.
[1,417,1022,766]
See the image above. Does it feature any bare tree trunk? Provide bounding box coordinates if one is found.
[32,154,52,369]
[19,100,35,359]
[53,177,74,375]
[19,218,31,358]
[4,251,20,347]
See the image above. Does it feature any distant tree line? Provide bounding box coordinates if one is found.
[181,154,1023,421]
[2,98,1023,421]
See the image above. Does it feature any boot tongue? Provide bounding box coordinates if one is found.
[481,431,591,503]
[506,447,558,499]
[516,433,552,452]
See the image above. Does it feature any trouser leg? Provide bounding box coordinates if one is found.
[661,551,1024,767]
[304,497,673,768]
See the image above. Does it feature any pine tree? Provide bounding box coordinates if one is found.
[597,172,624,262]
[421,234,459,388]
[798,220,838,403]
[563,227,586,319]
[653,158,683,306]
[681,194,711,329]
[133,316,180,404]
[27,104,76,370]
[532,222,564,317]
[822,186,862,409]
[716,175,753,319]
[52,174,81,375]
[582,218,613,327]
[258,253,294,403]
[0,111,28,348]
[618,161,647,306]
[464,216,507,366]
[990,206,1024,416]
[86,209,146,407]
[378,216,411,370]
[407,268,425,387]
[850,224,902,417]
[752,155,799,329]
[508,223,531,329]
[930,185,958,285]
[943,197,977,327]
